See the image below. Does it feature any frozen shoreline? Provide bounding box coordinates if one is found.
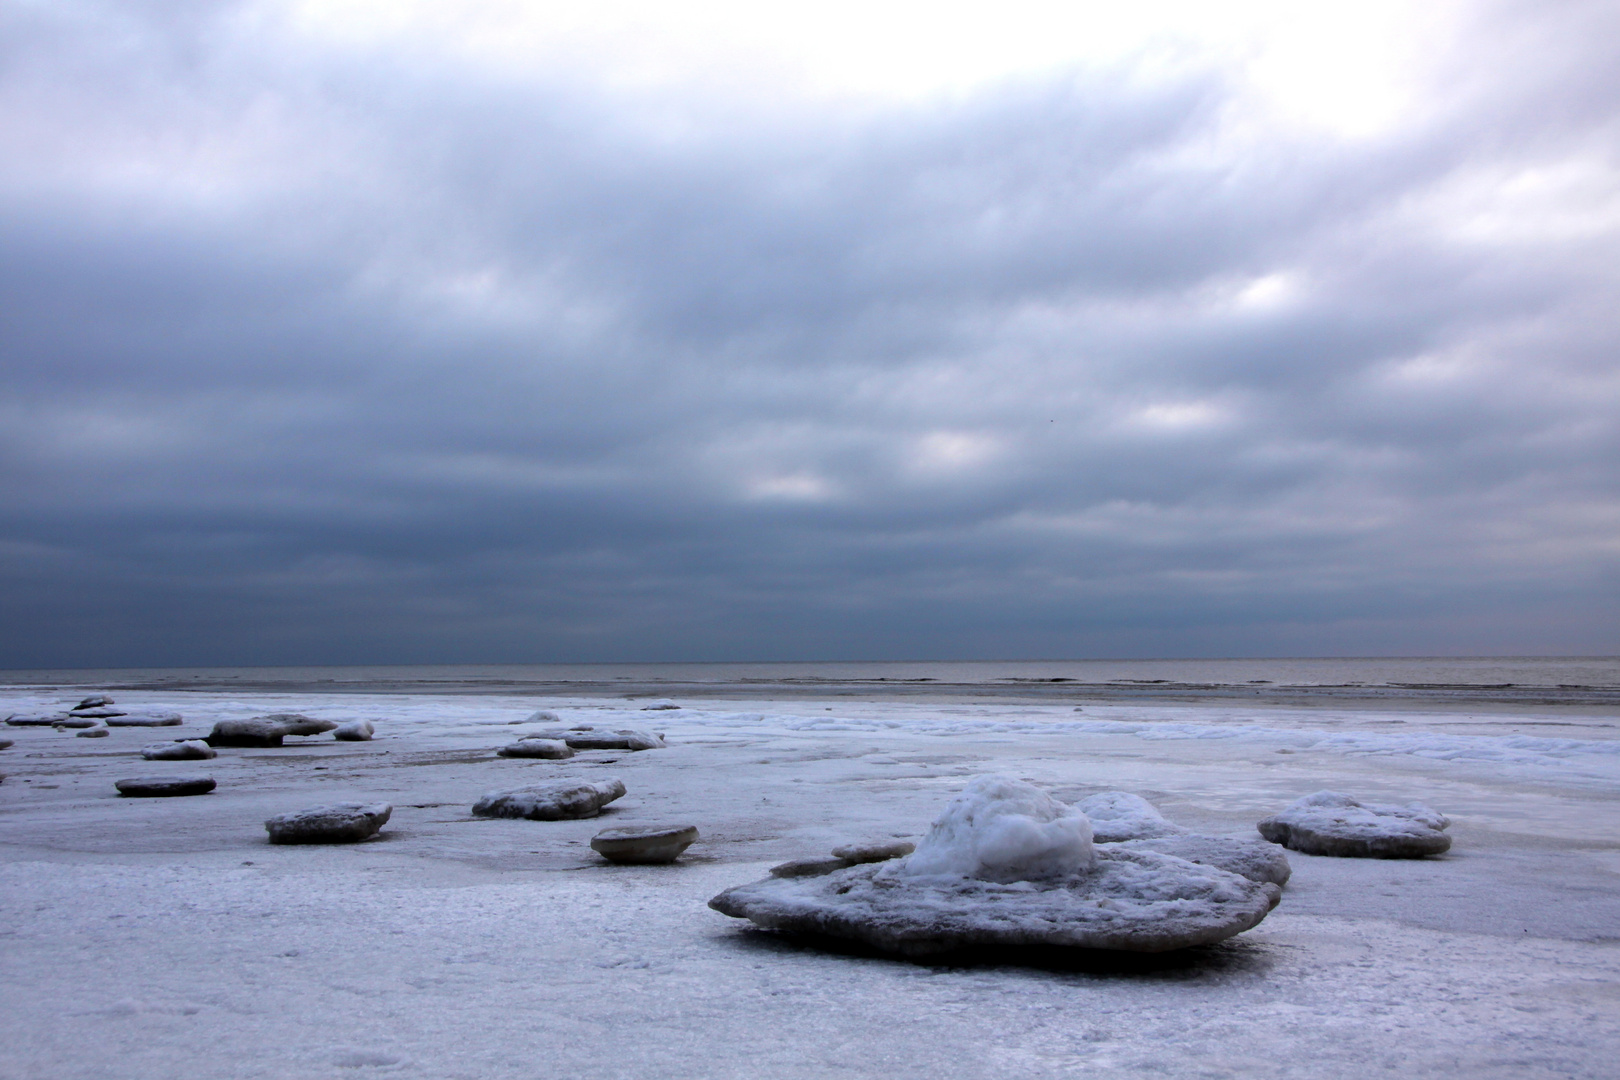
[3,689,1618,1078]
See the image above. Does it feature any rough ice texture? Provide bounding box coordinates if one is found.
[1258,791,1452,858]
[265,803,392,844]
[497,738,574,759]
[471,778,627,821]
[332,720,375,741]
[262,714,338,737]
[141,740,216,761]
[900,775,1094,883]
[711,849,1280,956]
[1108,835,1292,887]
[104,713,183,727]
[590,824,699,864]
[206,718,287,747]
[770,856,854,878]
[831,839,916,863]
[115,776,216,798]
[1075,791,1189,843]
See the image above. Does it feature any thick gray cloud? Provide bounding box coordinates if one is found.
[1,0,1616,666]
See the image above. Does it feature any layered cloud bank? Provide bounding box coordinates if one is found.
[1,1,1616,664]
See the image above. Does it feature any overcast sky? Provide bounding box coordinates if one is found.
[1,0,1616,667]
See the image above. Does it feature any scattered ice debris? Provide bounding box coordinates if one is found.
[472,778,627,820]
[115,776,216,798]
[263,714,338,737]
[69,707,125,719]
[206,718,289,747]
[265,803,392,844]
[105,713,183,727]
[141,740,216,761]
[1075,791,1189,843]
[497,738,574,759]
[903,775,1094,883]
[769,856,854,878]
[590,823,699,864]
[1258,791,1452,858]
[1108,836,1292,887]
[76,725,110,738]
[5,714,68,727]
[710,775,1280,956]
[332,720,375,742]
[77,695,114,709]
[831,839,917,864]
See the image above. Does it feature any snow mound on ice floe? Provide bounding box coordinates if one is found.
[1076,792,1189,843]
[709,775,1279,955]
[1257,791,1451,858]
[710,848,1279,956]
[899,775,1094,883]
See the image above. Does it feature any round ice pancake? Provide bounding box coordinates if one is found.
[710,849,1279,956]
[1258,791,1451,858]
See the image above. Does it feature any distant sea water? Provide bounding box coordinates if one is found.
[2,657,1618,711]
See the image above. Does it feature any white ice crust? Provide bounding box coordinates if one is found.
[1258,790,1452,857]
[896,775,1094,883]
[1075,791,1189,843]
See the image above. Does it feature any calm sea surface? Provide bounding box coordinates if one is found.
[3,657,1617,709]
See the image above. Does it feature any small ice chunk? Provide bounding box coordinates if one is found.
[0,738,13,750]
[497,738,574,759]
[472,778,626,820]
[55,716,104,729]
[770,856,854,878]
[640,701,680,710]
[206,718,287,747]
[332,720,375,741]
[830,839,916,864]
[116,776,216,797]
[142,740,216,761]
[525,710,562,724]
[5,715,69,727]
[77,695,114,709]
[590,824,698,864]
[1075,791,1188,843]
[76,725,110,737]
[262,714,338,737]
[899,775,1094,883]
[1258,791,1451,858]
[265,803,392,844]
[104,713,183,727]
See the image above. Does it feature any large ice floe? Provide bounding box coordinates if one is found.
[1258,790,1452,857]
[710,775,1280,956]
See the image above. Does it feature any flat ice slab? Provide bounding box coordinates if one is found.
[1258,791,1452,857]
[712,776,1277,955]
[1107,835,1292,886]
[472,778,627,820]
[711,848,1279,956]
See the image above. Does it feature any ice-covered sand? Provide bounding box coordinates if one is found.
[2,690,1619,1079]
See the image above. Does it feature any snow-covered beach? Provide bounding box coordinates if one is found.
[3,676,1618,1079]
